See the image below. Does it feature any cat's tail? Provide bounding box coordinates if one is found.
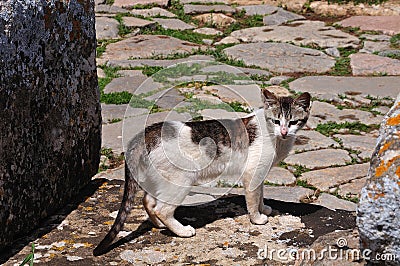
[93,147,141,256]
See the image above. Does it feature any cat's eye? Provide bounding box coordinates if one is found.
[288,120,298,127]
[272,119,280,125]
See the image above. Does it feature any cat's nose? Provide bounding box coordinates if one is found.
[280,126,288,136]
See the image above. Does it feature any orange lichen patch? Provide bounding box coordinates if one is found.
[83,242,93,248]
[375,155,400,177]
[83,206,93,211]
[103,220,114,225]
[375,161,389,177]
[396,166,400,177]
[379,140,393,155]
[374,193,385,199]
[387,113,400,126]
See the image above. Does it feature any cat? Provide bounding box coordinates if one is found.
[93,89,311,256]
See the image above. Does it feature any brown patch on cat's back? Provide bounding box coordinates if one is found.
[186,119,231,156]
[144,122,177,151]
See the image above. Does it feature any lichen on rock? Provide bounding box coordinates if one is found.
[0,0,101,249]
[357,93,400,265]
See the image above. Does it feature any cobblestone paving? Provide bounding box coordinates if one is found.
[3,0,400,265]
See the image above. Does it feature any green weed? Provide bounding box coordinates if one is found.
[96,39,121,58]
[19,243,35,266]
[315,121,379,136]
[390,34,400,48]
[296,179,317,190]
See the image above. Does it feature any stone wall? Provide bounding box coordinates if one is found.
[357,93,400,265]
[0,0,101,249]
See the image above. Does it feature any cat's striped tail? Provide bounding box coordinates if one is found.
[93,150,140,256]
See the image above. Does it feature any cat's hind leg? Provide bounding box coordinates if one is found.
[143,193,165,228]
[154,201,196,238]
[259,188,272,216]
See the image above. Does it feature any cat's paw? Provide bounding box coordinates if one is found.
[177,225,196,237]
[250,213,269,225]
[261,205,272,216]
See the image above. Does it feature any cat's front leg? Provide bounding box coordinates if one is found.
[243,174,269,225]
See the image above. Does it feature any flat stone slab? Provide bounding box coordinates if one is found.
[263,8,305,26]
[194,13,236,27]
[102,55,215,68]
[338,16,400,35]
[103,76,163,95]
[152,18,195,30]
[289,76,400,99]
[144,88,187,109]
[193,27,223,36]
[263,186,315,203]
[95,17,119,39]
[202,84,262,108]
[200,64,271,77]
[307,101,383,128]
[293,130,339,153]
[95,4,129,13]
[338,176,367,197]
[114,0,168,8]
[361,34,391,42]
[333,134,377,160]
[100,35,203,61]
[359,40,392,54]
[284,149,351,169]
[230,21,359,48]
[266,167,296,185]
[200,109,248,120]
[130,7,176,18]
[183,4,235,14]
[122,16,156,28]
[312,193,357,212]
[236,4,278,16]
[300,163,370,191]
[350,53,400,76]
[181,0,228,3]
[101,104,133,124]
[223,43,335,74]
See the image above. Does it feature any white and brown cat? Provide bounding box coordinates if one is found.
[93,89,311,255]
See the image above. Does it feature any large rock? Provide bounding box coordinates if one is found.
[0,0,101,249]
[223,43,335,74]
[230,21,360,48]
[357,93,400,265]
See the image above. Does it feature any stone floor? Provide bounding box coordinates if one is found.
[2,0,400,265]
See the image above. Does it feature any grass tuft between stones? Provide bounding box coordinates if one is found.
[316,121,379,136]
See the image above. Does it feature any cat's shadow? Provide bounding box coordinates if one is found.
[108,195,346,253]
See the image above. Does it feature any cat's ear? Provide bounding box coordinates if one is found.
[294,92,311,111]
[261,89,278,108]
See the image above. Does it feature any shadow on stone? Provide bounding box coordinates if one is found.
[0,178,107,264]
[105,195,356,253]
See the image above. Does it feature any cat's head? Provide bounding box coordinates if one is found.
[261,89,311,139]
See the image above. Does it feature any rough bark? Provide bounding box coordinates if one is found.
[0,0,101,249]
